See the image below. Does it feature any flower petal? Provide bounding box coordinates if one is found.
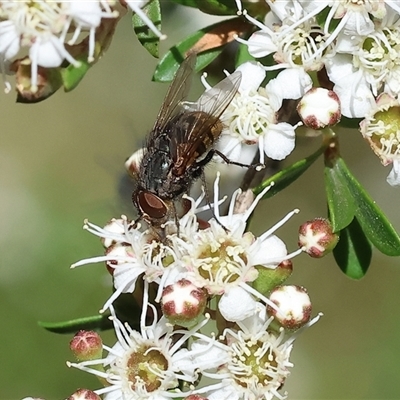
[236,61,266,92]
[264,122,296,160]
[219,286,258,322]
[387,160,400,187]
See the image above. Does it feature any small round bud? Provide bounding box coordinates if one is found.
[125,148,144,178]
[100,218,126,248]
[70,330,103,361]
[267,285,312,330]
[105,242,135,275]
[161,279,208,327]
[297,87,341,129]
[67,389,101,400]
[298,218,338,258]
[184,396,209,400]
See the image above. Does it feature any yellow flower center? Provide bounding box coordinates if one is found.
[126,346,169,392]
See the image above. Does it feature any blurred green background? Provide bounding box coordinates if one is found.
[1,6,400,400]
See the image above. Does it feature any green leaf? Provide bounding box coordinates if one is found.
[61,58,91,92]
[154,47,222,82]
[324,158,356,232]
[195,0,238,15]
[333,217,372,279]
[170,0,197,7]
[153,17,250,82]
[235,42,254,66]
[39,314,112,334]
[336,158,400,256]
[338,116,363,129]
[253,145,325,198]
[132,0,161,58]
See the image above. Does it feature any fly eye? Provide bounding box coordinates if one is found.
[137,190,167,219]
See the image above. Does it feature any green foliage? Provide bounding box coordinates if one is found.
[253,145,326,199]
[132,0,162,58]
[325,157,400,257]
[235,42,255,66]
[153,18,248,82]
[62,58,92,92]
[324,158,356,231]
[194,0,238,15]
[39,314,112,334]
[169,0,197,7]
[333,217,372,279]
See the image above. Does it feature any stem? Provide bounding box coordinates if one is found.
[322,128,341,167]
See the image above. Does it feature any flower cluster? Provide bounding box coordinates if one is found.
[236,0,400,186]
[237,0,400,119]
[67,174,321,400]
[0,0,163,94]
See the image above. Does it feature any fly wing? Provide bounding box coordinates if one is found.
[148,53,196,144]
[170,70,242,174]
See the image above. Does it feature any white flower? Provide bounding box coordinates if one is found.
[325,12,400,117]
[0,1,80,91]
[299,0,386,40]
[68,304,211,400]
[359,93,400,186]
[197,308,322,400]
[216,62,311,164]
[61,0,118,62]
[71,216,185,312]
[73,175,302,317]
[180,174,302,321]
[238,7,330,72]
[0,0,164,93]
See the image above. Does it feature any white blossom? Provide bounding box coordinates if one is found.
[215,62,310,164]
[68,303,211,400]
[197,308,322,400]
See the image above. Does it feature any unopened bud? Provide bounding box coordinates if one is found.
[70,330,103,361]
[298,218,338,257]
[105,242,135,275]
[267,285,312,330]
[125,148,144,178]
[161,279,208,327]
[297,87,341,130]
[100,218,126,248]
[184,396,209,400]
[67,389,101,400]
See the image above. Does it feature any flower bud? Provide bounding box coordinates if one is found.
[184,396,209,400]
[67,389,101,400]
[161,279,208,327]
[105,242,135,275]
[298,218,338,257]
[70,330,103,362]
[297,87,341,130]
[100,218,126,248]
[267,285,312,330]
[125,148,144,178]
